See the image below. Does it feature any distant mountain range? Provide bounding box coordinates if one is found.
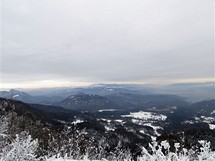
[0,82,214,112]
[0,89,64,104]
[2,83,214,103]
[0,89,189,111]
[105,93,188,109]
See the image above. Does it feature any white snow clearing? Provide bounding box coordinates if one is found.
[98,109,119,112]
[122,111,167,121]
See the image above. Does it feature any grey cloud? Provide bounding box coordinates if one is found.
[1,0,214,87]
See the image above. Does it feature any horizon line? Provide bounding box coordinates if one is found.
[0,78,214,90]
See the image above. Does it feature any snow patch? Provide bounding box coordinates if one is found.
[144,123,163,136]
[12,94,20,98]
[209,124,215,130]
[139,130,145,134]
[100,118,111,123]
[115,119,123,123]
[98,109,119,112]
[211,110,215,115]
[201,116,215,123]
[105,126,115,131]
[72,119,84,125]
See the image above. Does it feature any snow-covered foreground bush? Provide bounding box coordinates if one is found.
[0,133,38,161]
[138,140,215,161]
[0,115,39,161]
[47,140,215,161]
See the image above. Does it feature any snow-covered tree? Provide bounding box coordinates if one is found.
[137,140,215,161]
[0,132,39,161]
[0,113,39,161]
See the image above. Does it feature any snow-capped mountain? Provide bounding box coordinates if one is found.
[0,89,32,101]
[0,89,63,104]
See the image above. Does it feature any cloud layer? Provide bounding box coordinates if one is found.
[1,0,214,88]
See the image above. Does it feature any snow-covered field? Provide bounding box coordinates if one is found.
[98,109,120,112]
[122,111,167,121]
[122,111,166,136]
[183,115,215,129]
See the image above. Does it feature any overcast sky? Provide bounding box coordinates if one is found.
[1,0,214,89]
